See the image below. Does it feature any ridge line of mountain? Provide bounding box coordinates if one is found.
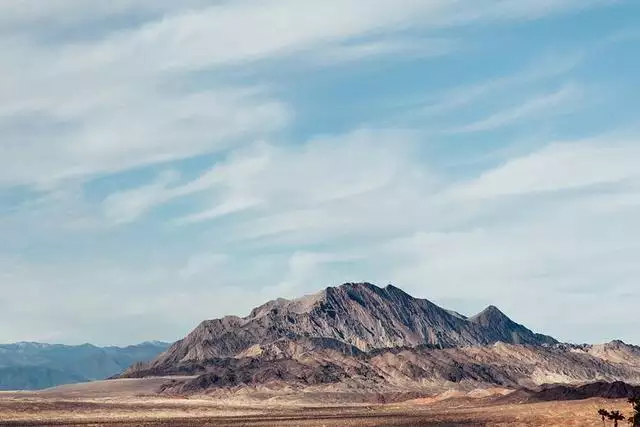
[147,282,558,367]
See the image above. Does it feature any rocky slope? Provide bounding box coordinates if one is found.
[0,341,170,390]
[128,338,640,397]
[145,282,556,371]
[119,283,640,397]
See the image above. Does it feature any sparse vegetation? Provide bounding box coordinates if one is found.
[598,396,640,426]
[609,410,625,427]
[629,397,640,426]
[599,409,611,426]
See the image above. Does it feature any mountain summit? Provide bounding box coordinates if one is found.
[469,305,554,345]
[145,283,556,369]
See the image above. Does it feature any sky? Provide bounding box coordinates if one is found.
[0,0,639,346]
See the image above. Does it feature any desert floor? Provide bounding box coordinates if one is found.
[0,379,632,427]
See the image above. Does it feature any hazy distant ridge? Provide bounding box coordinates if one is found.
[0,341,169,390]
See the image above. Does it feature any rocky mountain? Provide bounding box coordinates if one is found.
[0,341,170,390]
[146,282,556,371]
[118,282,640,397]
[119,283,640,398]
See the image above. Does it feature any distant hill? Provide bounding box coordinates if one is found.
[531,381,640,401]
[0,341,170,390]
[502,380,640,404]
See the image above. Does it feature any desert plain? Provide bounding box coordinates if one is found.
[0,378,631,427]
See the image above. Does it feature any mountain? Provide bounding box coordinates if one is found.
[145,282,556,372]
[117,283,640,399]
[0,341,170,390]
[0,366,87,391]
[120,283,640,399]
[122,282,640,398]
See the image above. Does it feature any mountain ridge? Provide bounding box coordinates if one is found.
[114,282,640,398]
[0,341,170,390]
[146,282,557,371]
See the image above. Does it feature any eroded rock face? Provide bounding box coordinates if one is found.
[137,341,640,395]
[145,282,556,370]
[122,283,640,396]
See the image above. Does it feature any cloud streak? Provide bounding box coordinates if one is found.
[451,85,583,133]
[0,0,613,187]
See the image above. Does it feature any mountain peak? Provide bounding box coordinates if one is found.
[145,283,558,368]
[334,282,381,292]
[331,282,414,300]
[470,305,557,346]
[471,305,507,322]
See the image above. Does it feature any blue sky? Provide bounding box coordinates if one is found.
[0,0,639,346]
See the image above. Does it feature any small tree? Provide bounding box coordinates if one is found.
[598,409,610,426]
[609,410,625,427]
[628,397,640,427]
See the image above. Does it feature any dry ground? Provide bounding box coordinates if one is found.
[0,379,632,426]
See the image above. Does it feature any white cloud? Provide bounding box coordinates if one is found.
[418,53,584,116]
[449,139,640,199]
[102,170,181,224]
[309,37,456,65]
[384,190,640,343]
[462,0,616,22]
[102,129,430,227]
[0,1,205,31]
[0,0,613,188]
[178,197,263,224]
[172,129,441,245]
[451,85,583,133]
[0,84,289,186]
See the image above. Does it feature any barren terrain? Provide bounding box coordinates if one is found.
[0,380,632,426]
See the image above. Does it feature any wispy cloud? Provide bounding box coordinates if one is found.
[448,138,640,199]
[101,129,424,226]
[450,85,583,133]
[0,0,613,188]
[418,53,584,116]
[309,37,457,65]
[177,197,264,224]
[102,171,181,224]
